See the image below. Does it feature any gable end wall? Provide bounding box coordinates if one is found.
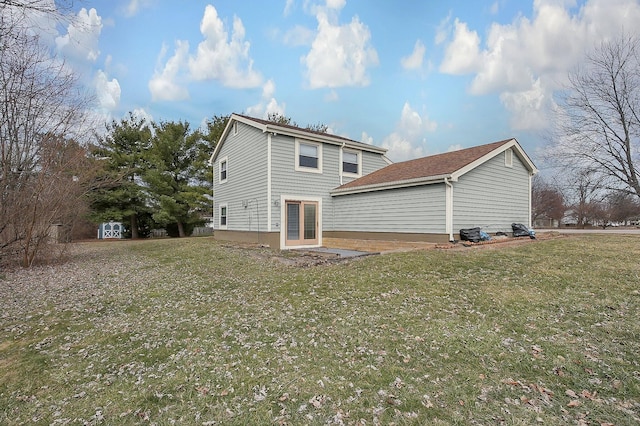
[213,122,268,232]
[453,152,530,233]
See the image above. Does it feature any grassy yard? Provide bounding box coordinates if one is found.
[1,235,639,425]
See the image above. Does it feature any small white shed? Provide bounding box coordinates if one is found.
[98,222,123,239]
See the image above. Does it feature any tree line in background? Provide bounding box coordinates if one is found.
[532,174,640,229]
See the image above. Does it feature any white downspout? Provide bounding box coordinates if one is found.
[528,173,533,228]
[267,133,272,232]
[339,142,345,185]
[445,177,454,242]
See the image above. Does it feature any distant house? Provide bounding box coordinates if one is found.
[209,113,538,249]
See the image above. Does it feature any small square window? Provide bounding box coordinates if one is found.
[219,157,228,183]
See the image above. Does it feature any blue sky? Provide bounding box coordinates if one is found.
[48,0,640,162]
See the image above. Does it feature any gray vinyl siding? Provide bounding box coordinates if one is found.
[213,123,268,232]
[331,185,446,233]
[453,152,530,233]
[270,134,342,231]
[361,150,389,176]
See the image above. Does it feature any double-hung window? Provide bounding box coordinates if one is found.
[219,157,228,183]
[342,150,360,176]
[295,140,322,173]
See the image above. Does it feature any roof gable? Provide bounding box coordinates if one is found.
[210,113,387,164]
[333,138,537,195]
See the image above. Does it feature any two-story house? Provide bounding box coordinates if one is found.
[209,113,537,250]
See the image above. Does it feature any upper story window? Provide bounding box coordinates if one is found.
[219,157,228,183]
[232,122,238,136]
[342,150,360,176]
[295,140,322,173]
[505,148,513,168]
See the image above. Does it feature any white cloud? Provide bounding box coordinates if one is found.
[246,79,286,118]
[439,18,481,75]
[148,40,190,101]
[381,103,437,162]
[284,0,295,16]
[401,39,426,70]
[262,79,276,98]
[360,131,374,145]
[123,0,154,17]
[282,25,315,46]
[326,0,346,10]
[435,12,452,45]
[55,8,102,62]
[188,5,262,88]
[499,78,555,130]
[95,70,121,111]
[439,0,640,131]
[302,6,379,88]
[132,108,154,127]
[324,90,339,102]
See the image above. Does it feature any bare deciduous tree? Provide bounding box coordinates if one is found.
[549,33,640,200]
[565,168,605,228]
[531,175,565,227]
[1,3,97,267]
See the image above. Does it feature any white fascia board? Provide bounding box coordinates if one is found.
[210,114,268,164]
[263,124,387,155]
[331,174,449,196]
[450,138,538,180]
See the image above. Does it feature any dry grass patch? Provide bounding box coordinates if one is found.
[1,235,639,424]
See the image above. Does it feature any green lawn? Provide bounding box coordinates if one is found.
[1,235,639,425]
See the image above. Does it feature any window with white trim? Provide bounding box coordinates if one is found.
[505,148,513,168]
[342,149,361,176]
[219,157,228,183]
[232,122,238,136]
[295,140,322,173]
[219,203,228,229]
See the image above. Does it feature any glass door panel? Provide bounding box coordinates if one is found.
[286,203,300,241]
[304,203,316,240]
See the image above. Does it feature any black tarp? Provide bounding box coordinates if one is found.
[511,223,533,238]
[459,227,482,243]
